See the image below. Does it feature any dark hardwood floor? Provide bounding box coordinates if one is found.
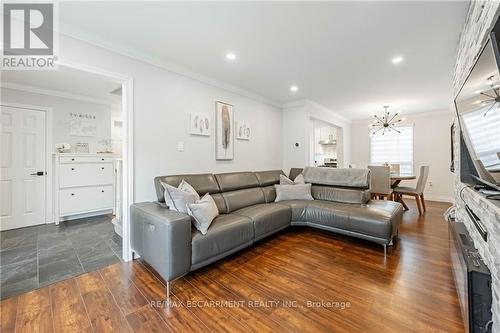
[0,200,464,333]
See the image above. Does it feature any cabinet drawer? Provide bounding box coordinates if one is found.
[59,163,113,188]
[60,156,113,164]
[60,185,113,215]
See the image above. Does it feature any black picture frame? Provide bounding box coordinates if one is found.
[450,122,455,173]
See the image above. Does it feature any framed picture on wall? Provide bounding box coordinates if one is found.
[190,112,211,136]
[215,101,234,160]
[235,121,250,140]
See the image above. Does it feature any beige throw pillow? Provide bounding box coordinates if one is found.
[280,174,305,185]
[274,183,314,202]
[161,180,200,214]
[187,193,219,235]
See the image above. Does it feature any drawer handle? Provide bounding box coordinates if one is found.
[146,223,156,232]
[71,168,75,171]
[71,193,75,196]
[101,167,105,170]
[71,158,75,161]
[101,190,105,193]
[101,158,105,161]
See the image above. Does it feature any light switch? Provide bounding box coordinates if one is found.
[177,141,184,152]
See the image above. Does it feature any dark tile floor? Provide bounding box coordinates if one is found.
[0,215,122,300]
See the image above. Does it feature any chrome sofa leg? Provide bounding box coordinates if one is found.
[131,251,135,260]
[166,281,171,301]
[383,244,387,256]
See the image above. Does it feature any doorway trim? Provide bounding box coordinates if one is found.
[0,102,53,226]
[56,60,134,262]
[310,117,344,168]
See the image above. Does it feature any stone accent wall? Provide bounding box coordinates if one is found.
[453,2,500,332]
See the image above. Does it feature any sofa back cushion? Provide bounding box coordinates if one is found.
[215,172,259,192]
[254,170,283,203]
[288,168,304,181]
[155,170,285,212]
[261,186,277,203]
[311,185,370,204]
[221,188,266,213]
[211,193,227,214]
[254,170,284,186]
[154,174,220,203]
[215,172,266,212]
[303,166,370,189]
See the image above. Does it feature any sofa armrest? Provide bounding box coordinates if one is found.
[130,202,192,282]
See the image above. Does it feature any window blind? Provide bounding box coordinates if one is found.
[462,108,500,169]
[370,126,414,174]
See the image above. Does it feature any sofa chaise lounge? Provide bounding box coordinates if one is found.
[130,168,403,297]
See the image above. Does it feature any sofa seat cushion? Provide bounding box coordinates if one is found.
[233,203,291,240]
[191,214,254,267]
[302,200,350,230]
[277,200,309,221]
[347,200,403,239]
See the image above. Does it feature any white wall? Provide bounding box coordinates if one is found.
[1,88,112,154]
[282,100,351,174]
[350,110,454,202]
[57,34,283,202]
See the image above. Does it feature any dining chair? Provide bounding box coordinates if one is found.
[475,159,497,184]
[368,165,391,200]
[392,165,430,215]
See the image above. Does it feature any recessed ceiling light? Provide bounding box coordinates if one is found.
[392,56,404,64]
[225,53,236,61]
[290,85,299,92]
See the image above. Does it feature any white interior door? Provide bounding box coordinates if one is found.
[1,105,47,231]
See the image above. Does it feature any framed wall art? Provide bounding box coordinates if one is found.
[215,101,234,160]
[236,121,250,140]
[190,112,211,136]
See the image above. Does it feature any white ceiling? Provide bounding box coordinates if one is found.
[59,1,467,119]
[1,66,122,103]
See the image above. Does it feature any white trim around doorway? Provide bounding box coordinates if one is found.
[51,60,134,263]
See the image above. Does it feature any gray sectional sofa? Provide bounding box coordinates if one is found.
[130,168,403,297]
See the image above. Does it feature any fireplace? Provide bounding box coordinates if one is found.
[449,218,492,332]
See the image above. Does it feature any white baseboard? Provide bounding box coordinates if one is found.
[49,210,114,223]
[404,194,453,203]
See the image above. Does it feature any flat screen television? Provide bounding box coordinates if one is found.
[454,28,500,192]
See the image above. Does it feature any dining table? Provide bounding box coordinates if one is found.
[390,173,416,188]
[390,173,416,211]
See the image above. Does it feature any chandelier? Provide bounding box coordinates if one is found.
[369,106,404,135]
[479,76,500,117]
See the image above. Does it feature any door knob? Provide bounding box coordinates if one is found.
[30,171,45,176]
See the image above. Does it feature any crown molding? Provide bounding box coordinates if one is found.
[283,99,351,124]
[283,99,311,109]
[57,29,283,109]
[2,82,117,106]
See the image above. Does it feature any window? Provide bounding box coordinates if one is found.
[370,126,413,174]
[462,108,500,170]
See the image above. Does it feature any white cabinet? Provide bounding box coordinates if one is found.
[53,154,115,223]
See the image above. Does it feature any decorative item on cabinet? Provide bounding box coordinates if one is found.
[97,138,113,153]
[74,142,89,153]
[53,153,115,224]
[55,143,71,153]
